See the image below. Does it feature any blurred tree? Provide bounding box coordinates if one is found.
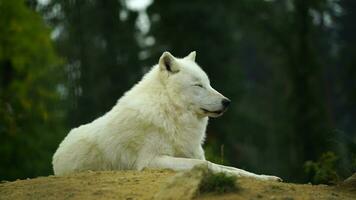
[227,0,335,181]
[42,0,142,127]
[0,0,64,180]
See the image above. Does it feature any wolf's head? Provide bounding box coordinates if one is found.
[158,51,230,118]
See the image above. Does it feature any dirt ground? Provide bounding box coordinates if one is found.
[0,170,355,200]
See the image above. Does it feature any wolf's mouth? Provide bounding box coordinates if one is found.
[201,108,224,115]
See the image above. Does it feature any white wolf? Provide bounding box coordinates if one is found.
[52,51,281,181]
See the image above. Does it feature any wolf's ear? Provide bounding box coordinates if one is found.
[159,51,179,73]
[185,51,196,61]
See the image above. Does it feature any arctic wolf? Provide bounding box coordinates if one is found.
[53,51,281,181]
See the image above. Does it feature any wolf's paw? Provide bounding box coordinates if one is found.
[259,175,283,182]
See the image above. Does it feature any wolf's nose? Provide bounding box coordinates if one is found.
[222,98,231,107]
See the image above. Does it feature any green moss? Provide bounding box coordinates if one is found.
[198,172,239,194]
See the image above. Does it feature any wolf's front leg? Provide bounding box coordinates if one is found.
[215,164,282,181]
[146,155,281,181]
[146,155,207,171]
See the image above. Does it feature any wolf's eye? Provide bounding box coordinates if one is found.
[194,84,204,88]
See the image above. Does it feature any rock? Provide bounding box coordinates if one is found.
[154,164,210,200]
[342,172,356,188]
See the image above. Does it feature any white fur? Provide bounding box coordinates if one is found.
[52,51,281,181]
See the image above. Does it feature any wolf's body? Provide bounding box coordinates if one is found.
[52,51,281,181]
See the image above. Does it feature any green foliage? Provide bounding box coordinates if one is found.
[204,143,229,165]
[0,0,65,180]
[304,152,340,185]
[199,172,239,194]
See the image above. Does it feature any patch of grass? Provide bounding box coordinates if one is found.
[198,172,239,194]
